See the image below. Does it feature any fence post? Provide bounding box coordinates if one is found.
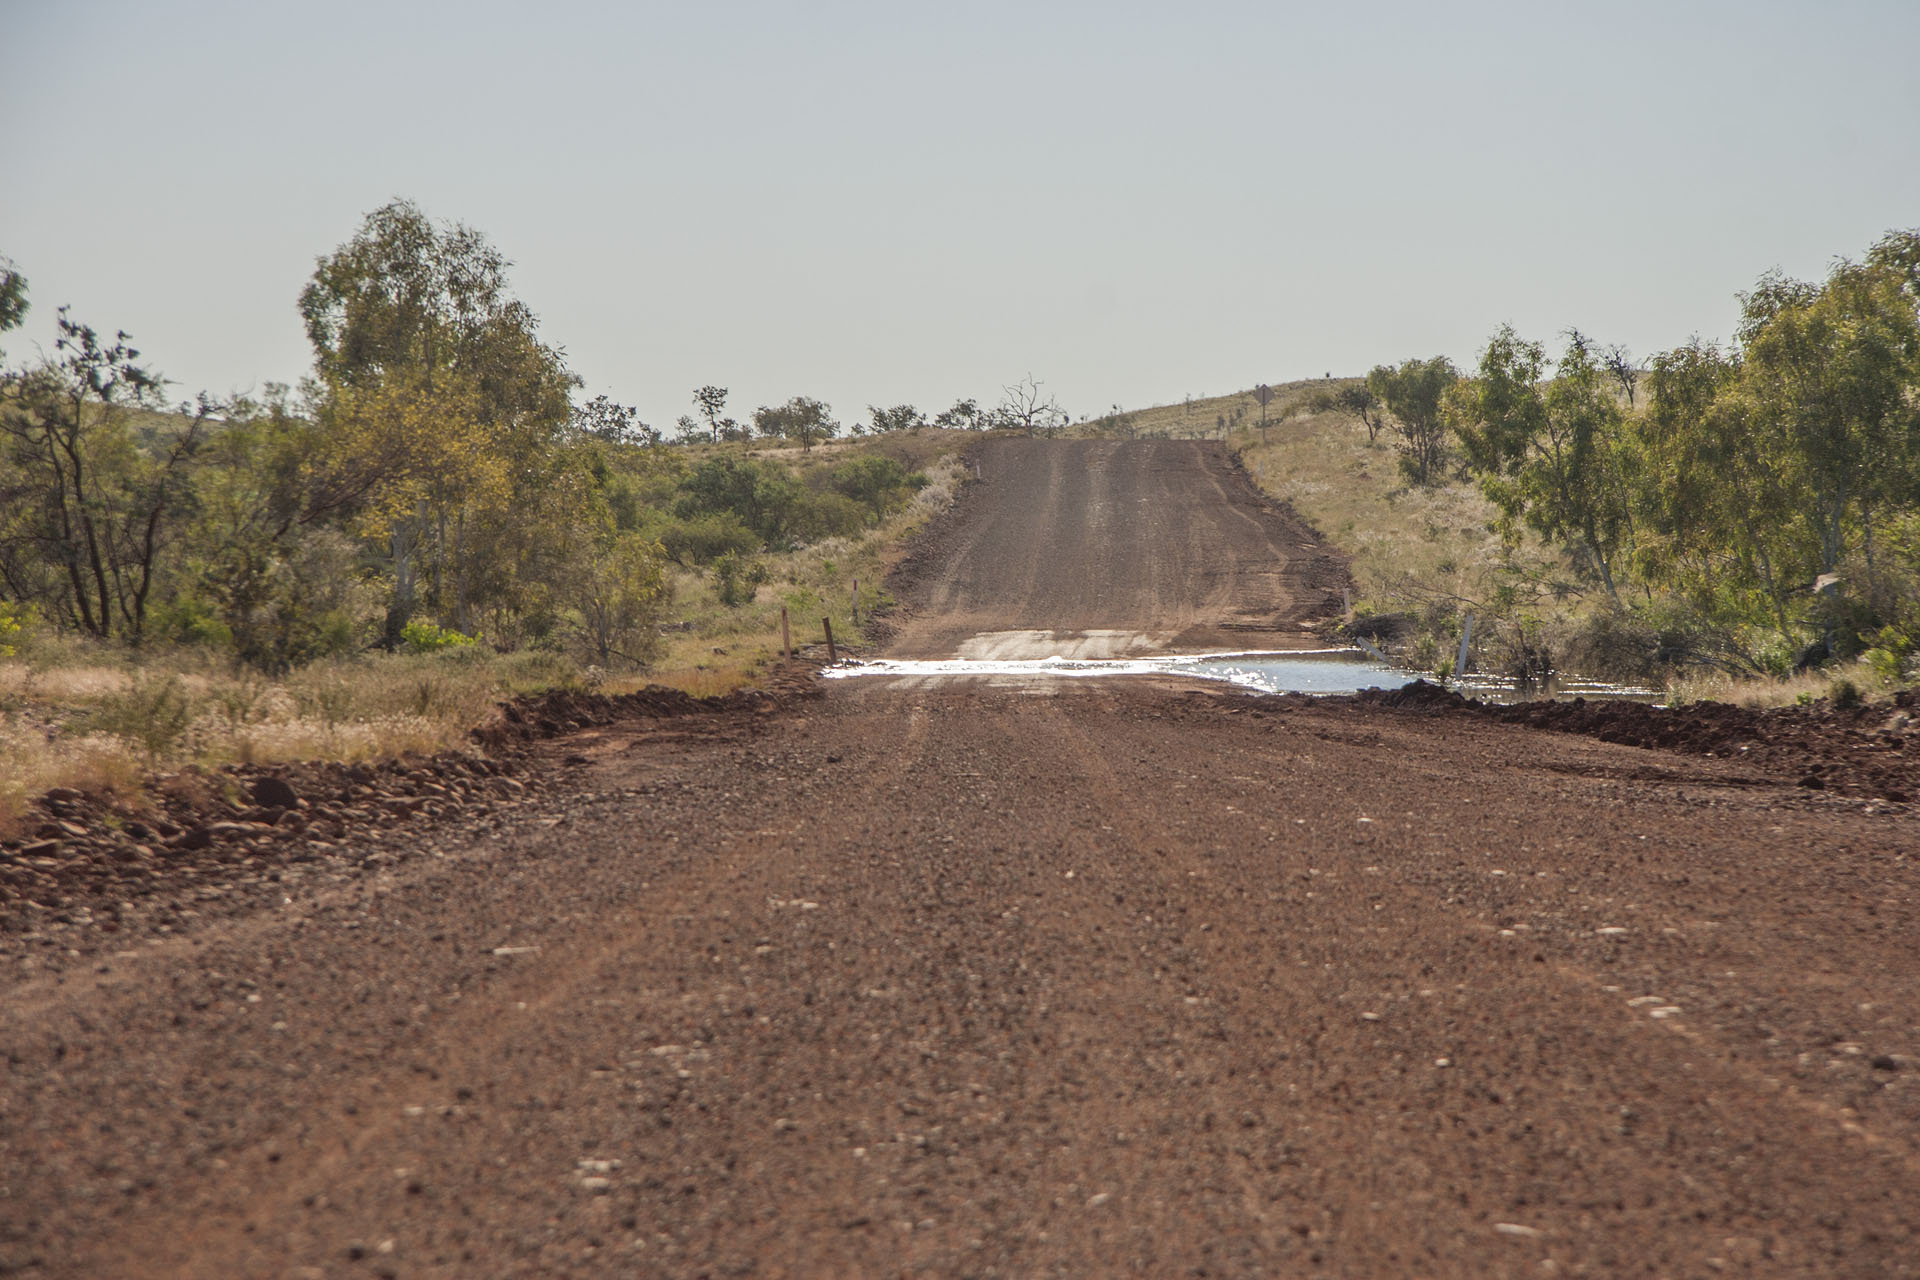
[823,617,837,665]
[780,605,791,660]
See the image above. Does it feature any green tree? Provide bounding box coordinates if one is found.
[300,199,580,645]
[1736,256,1919,596]
[0,257,27,353]
[710,549,768,606]
[1635,338,1802,638]
[934,398,986,429]
[573,395,661,448]
[571,532,671,666]
[830,454,924,523]
[1365,357,1458,483]
[692,385,729,444]
[865,403,926,434]
[1337,383,1386,443]
[1452,329,1636,599]
[754,395,838,450]
[177,385,366,667]
[0,310,210,642]
[673,455,803,544]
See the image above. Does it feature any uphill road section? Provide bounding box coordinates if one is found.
[880,436,1350,659]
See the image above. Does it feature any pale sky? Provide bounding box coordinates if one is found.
[4,1,1917,431]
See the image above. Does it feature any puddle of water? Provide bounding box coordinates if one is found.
[827,648,1411,695]
[1188,651,1410,694]
[1446,673,1664,704]
[827,647,1664,702]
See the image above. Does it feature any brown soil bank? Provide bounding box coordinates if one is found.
[1363,680,1918,804]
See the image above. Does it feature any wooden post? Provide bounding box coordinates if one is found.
[852,578,859,624]
[780,605,791,660]
[822,617,837,664]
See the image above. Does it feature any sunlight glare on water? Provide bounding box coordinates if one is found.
[825,648,1411,695]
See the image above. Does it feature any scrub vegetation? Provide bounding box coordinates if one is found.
[1084,228,1920,705]
[0,203,984,830]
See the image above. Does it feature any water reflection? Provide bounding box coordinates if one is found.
[828,648,1661,702]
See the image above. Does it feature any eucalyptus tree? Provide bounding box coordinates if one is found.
[754,395,837,449]
[0,309,211,642]
[865,403,926,435]
[1452,329,1635,600]
[0,257,26,348]
[1634,338,1802,638]
[691,385,729,444]
[1734,255,1919,597]
[1364,357,1457,483]
[300,199,582,644]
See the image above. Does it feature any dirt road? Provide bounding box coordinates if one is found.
[5,440,1918,1277]
[883,438,1348,658]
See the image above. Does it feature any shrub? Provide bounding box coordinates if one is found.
[830,454,917,522]
[712,550,768,607]
[401,619,477,653]
[658,513,759,566]
[674,455,804,544]
[573,535,671,667]
[84,674,196,762]
[789,492,867,541]
[1860,625,1915,685]
[149,595,235,650]
[0,600,28,658]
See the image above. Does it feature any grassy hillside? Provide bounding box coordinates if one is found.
[1086,379,1911,708]
[1074,381,1574,675]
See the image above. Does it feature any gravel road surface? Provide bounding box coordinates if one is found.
[5,439,1917,1278]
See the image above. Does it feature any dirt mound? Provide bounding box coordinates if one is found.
[1344,684,1917,803]
[0,750,554,939]
[470,666,824,749]
[1484,689,1916,802]
[1352,678,1468,711]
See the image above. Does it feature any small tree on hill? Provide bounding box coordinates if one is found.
[866,403,926,434]
[753,396,837,450]
[1365,357,1459,484]
[998,374,1067,436]
[692,385,729,444]
[934,398,986,429]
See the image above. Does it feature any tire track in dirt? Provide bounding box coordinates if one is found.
[885,437,1348,658]
[1033,690,1920,1274]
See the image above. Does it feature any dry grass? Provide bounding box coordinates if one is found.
[0,438,969,836]
[0,651,531,838]
[1089,380,1574,632]
[1666,658,1907,711]
[1099,381,1913,705]
[0,723,145,840]
[649,442,969,679]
